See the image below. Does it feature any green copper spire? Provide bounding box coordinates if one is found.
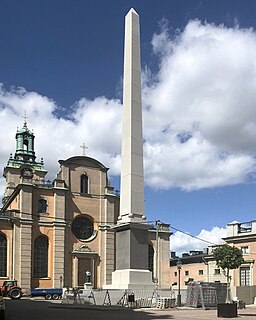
[5,120,46,172]
[15,120,35,162]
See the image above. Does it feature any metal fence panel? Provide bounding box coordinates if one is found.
[62,288,176,308]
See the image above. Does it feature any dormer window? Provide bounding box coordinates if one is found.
[38,198,47,213]
[80,174,88,194]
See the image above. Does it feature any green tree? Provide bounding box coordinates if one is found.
[213,244,244,303]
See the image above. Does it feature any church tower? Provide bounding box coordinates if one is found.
[3,120,47,204]
[14,119,36,163]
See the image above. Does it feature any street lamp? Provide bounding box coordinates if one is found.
[176,259,182,307]
[202,257,209,283]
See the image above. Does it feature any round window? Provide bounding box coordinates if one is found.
[71,216,94,240]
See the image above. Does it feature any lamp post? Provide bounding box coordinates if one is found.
[155,220,160,288]
[176,259,182,307]
[202,257,209,283]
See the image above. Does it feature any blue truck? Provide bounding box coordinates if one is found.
[30,288,62,300]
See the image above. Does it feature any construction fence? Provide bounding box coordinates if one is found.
[236,286,256,305]
[62,288,176,309]
[186,282,227,309]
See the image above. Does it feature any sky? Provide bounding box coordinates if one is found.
[1,0,256,255]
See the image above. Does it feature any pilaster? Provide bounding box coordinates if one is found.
[19,221,33,289]
[53,179,67,287]
[72,256,78,287]
[53,224,66,287]
[100,225,115,287]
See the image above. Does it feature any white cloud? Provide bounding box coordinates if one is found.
[2,19,256,198]
[170,226,227,256]
[142,20,256,190]
[0,85,122,196]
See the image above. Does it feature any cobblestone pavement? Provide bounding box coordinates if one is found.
[4,299,256,320]
[137,305,256,319]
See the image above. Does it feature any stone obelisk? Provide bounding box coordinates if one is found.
[111,8,154,289]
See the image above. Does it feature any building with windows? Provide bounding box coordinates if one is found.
[224,220,256,289]
[170,222,256,303]
[170,250,226,289]
[0,120,119,289]
[0,121,170,290]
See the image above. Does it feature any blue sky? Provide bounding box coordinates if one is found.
[1,0,256,254]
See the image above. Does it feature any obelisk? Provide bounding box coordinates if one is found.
[111,8,154,289]
[118,8,145,224]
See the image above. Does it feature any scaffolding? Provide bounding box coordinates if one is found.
[186,282,227,309]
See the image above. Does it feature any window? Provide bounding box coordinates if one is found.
[80,175,88,194]
[34,236,48,278]
[23,138,29,151]
[238,222,252,233]
[174,271,177,277]
[240,267,251,286]
[241,246,249,255]
[71,216,94,240]
[0,234,7,277]
[215,268,221,275]
[148,245,154,274]
[199,270,204,275]
[38,198,47,213]
[185,271,189,276]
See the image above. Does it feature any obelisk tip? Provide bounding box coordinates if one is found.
[127,8,139,16]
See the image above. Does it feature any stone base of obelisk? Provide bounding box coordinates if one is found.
[110,269,154,289]
[107,222,154,289]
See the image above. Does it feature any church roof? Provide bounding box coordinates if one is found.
[16,120,34,135]
[59,156,109,171]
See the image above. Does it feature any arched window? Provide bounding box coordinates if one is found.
[38,198,47,213]
[80,175,88,194]
[0,234,7,277]
[148,244,154,274]
[34,236,48,278]
[23,138,29,151]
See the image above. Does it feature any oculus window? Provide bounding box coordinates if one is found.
[71,216,93,240]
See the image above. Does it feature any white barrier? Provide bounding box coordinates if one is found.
[62,288,176,309]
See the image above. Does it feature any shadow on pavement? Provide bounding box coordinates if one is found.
[5,299,174,320]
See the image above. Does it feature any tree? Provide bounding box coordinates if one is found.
[213,244,244,303]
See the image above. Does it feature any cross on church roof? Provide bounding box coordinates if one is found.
[80,143,88,156]
[23,110,28,125]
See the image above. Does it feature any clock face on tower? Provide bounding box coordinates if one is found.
[21,167,34,178]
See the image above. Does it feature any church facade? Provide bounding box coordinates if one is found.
[0,121,170,290]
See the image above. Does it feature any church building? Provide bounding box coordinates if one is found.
[0,121,170,290]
